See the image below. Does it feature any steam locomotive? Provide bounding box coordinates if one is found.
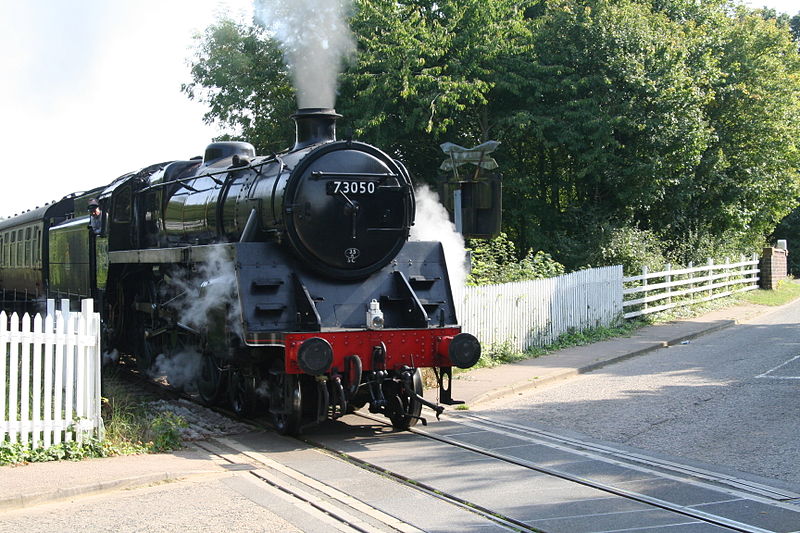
[0,109,480,433]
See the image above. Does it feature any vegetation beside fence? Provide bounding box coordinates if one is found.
[474,320,645,370]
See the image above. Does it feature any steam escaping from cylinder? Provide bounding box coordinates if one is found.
[167,245,244,340]
[255,0,355,109]
[410,185,468,302]
[152,349,203,390]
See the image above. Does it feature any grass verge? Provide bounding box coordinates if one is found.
[471,320,647,370]
[740,278,800,306]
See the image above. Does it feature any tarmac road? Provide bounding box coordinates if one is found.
[0,473,302,533]
[484,298,800,485]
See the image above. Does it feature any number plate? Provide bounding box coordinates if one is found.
[326,180,378,196]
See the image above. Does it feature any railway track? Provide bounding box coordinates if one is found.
[116,367,800,532]
[404,413,797,532]
[193,438,425,533]
[443,412,800,504]
[303,410,800,532]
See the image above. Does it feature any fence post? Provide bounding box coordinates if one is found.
[20,313,31,446]
[0,311,6,442]
[32,313,43,449]
[707,258,714,299]
[8,313,19,443]
[53,308,64,445]
[43,309,54,448]
[753,252,759,286]
[642,265,649,312]
[740,254,745,290]
[688,261,694,302]
[724,257,730,293]
[664,263,672,306]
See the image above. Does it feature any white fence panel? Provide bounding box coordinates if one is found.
[622,255,760,319]
[459,265,623,352]
[1,299,102,447]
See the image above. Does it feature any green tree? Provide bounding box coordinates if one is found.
[686,9,800,255]
[182,19,295,153]
[183,0,800,273]
[500,0,717,267]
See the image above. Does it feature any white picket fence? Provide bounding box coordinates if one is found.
[459,265,623,352]
[1,299,102,447]
[622,255,760,319]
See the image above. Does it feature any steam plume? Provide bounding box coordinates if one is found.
[151,246,243,389]
[410,185,468,298]
[255,0,355,109]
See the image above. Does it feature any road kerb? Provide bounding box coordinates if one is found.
[0,470,222,512]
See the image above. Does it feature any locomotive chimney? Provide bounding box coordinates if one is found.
[292,108,341,150]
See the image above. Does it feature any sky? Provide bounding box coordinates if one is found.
[744,0,799,13]
[0,0,254,219]
[0,0,797,220]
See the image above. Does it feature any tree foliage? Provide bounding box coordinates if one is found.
[467,232,565,285]
[183,0,800,273]
[182,19,295,152]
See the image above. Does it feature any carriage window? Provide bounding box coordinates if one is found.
[24,227,31,267]
[33,227,40,266]
[16,229,22,267]
[10,230,16,267]
[0,235,3,266]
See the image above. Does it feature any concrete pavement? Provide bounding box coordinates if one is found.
[0,300,779,514]
[447,301,771,408]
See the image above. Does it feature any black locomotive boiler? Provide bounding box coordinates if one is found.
[0,108,480,433]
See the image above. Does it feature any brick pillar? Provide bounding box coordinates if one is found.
[759,247,788,289]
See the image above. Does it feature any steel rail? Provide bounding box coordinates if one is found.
[363,412,774,533]
[114,365,530,531]
[114,361,775,532]
[449,411,800,504]
[301,436,539,533]
[193,438,422,533]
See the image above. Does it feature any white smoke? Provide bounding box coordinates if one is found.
[143,246,241,391]
[255,0,356,109]
[151,349,203,391]
[169,245,243,340]
[410,185,468,299]
[102,349,119,367]
[255,380,270,399]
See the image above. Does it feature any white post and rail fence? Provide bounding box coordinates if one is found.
[622,254,761,319]
[1,299,103,447]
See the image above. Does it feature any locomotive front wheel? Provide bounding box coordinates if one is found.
[272,373,302,436]
[197,352,225,406]
[388,368,424,431]
[228,368,253,417]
